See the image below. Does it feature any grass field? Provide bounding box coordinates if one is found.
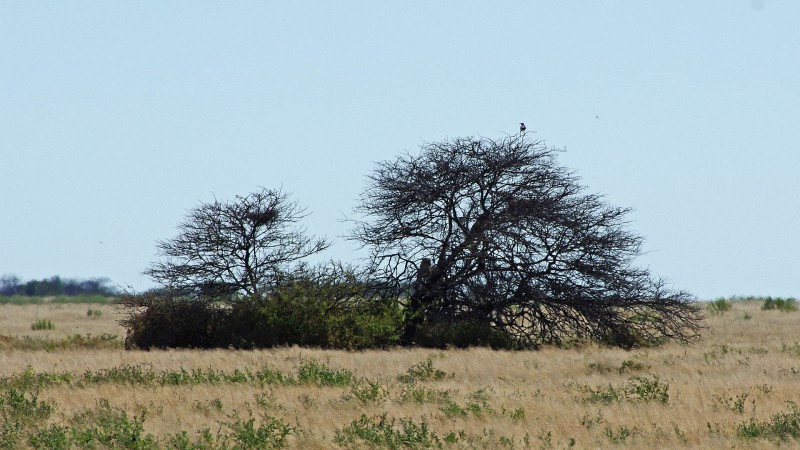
[1,300,799,449]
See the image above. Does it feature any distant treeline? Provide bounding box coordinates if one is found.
[0,274,117,297]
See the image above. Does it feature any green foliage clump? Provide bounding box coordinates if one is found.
[762,297,798,312]
[605,426,640,444]
[577,383,624,404]
[334,414,441,449]
[713,392,751,414]
[122,275,403,350]
[0,364,308,392]
[69,399,156,449]
[574,374,669,405]
[707,298,732,315]
[2,390,301,450]
[399,384,453,405]
[0,366,73,391]
[737,401,800,440]
[397,358,448,384]
[63,333,121,349]
[1,387,54,425]
[626,375,670,404]
[507,407,526,422]
[349,377,392,404]
[297,360,353,387]
[223,415,297,449]
[0,387,55,449]
[441,388,495,419]
[619,359,649,374]
[30,319,54,331]
[226,281,403,349]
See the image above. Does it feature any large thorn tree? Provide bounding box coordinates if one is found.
[351,135,701,348]
[145,187,329,299]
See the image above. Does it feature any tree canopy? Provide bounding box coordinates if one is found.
[351,135,701,348]
[144,188,329,299]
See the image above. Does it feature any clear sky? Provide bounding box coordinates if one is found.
[1,1,797,300]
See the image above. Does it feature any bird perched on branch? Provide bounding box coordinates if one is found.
[519,122,526,133]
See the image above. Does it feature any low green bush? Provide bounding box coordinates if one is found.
[398,383,452,404]
[334,414,441,449]
[397,358,448,384]
[122,298,225,349]
[2,391,301,450]
[738,401,800,439]
[762,297,798,312]
[30,320,54,331]
[223,415,297,449]
[574,374,670,405]
[122,279,403,350]
[0,387,54,425]
[349,378,391,404]
[297,361,352,387]
[707,298,732,315]
[69,399,156,449]
[626,375,670,404]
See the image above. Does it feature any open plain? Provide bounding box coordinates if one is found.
[1,300,799,449]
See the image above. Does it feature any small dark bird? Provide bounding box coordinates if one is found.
[519,122,526,133]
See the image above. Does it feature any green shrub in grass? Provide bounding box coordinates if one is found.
[30,320,54,331]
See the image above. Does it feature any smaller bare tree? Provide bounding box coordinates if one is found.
[144,188,329,299]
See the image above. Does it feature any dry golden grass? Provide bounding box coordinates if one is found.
[0,302,126,339]
[2,300,800,448]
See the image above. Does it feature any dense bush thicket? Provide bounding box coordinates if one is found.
[121,271,530,351]
[0,274,117,297]
[121,275,405,350]
[122,291,531,350]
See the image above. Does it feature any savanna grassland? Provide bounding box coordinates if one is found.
[1,299,800,449]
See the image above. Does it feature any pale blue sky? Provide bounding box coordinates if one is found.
[1,1,797,299]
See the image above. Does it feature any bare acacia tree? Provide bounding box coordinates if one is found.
[145,188,329,299]
[351,135,701,348]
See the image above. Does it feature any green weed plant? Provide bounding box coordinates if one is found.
[737,401,800,440]
[397,358,448,383]
[30,319,54,331]
[334,413,442,449]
